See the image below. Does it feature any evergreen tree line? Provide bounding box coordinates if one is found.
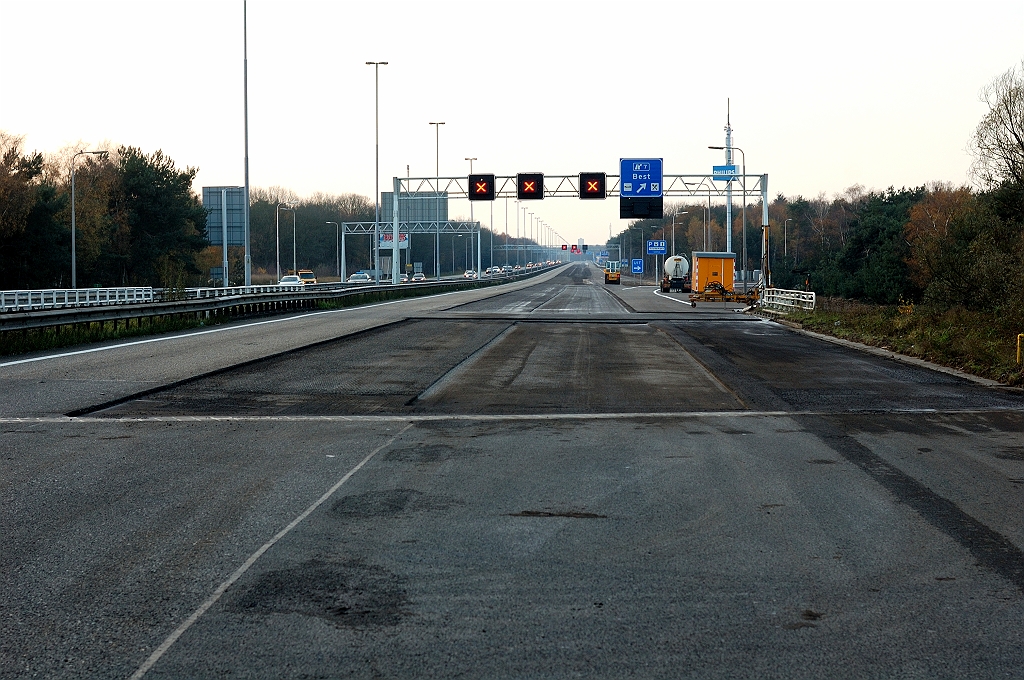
[0,132,545,289]
[0,134,207,290]
[610,60,1024,320]
[610,180,1023,316]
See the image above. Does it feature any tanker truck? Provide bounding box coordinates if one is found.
[660,255,691,292]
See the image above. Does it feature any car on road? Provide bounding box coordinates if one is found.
[411,272,427,282]
[297,269,317,284]
[399,273,409,283]
[463,270,478,279]
[347,272,372,284]
[502,265,513,274]
[278,275,302,285]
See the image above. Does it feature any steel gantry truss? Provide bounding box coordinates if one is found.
[338,219,479,282]
[374,173,770,286]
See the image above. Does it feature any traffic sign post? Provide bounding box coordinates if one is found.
[646,240,666,255]
[647,240,666,283]
[619,158,664,219]
[631,258,643,285]
[620,159,663,196]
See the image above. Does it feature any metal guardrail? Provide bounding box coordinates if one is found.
[0,287,154,312]
[761,288,816,312]
[0,264,562,333]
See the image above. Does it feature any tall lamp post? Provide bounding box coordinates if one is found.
[709,144,746,290]
[71,149,108,288]
[326,221,339,280]
[430,122,444,279]
[671,211,687,257]
[527,212,534,262]
[465,157,476,274]
[366,61,388,283]
[275,201,294,282]
[784,218,792,261]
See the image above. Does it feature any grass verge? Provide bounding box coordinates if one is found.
[786,297,1024,387]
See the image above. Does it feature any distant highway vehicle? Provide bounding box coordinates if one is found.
[411,272,426,282]
[278,275,302,285]
[604,260,620,285]
[463,270,478,279]
[297,269,317,284]
[660,256,691,292]
[502,265,513,274]
[347,272,372,284]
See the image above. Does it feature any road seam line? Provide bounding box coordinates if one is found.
[126,423,414,680]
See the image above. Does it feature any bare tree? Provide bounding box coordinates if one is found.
[969,60,1024,188]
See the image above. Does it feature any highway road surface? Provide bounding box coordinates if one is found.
[2,263,1023,678]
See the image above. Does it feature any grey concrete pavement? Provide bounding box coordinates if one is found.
[3,263,1024,679]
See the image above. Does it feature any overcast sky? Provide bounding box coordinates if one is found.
[2,0,1022,246]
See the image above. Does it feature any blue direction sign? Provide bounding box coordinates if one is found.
[646,239,667,255]
[631,258,644,274]
[620,259,629,268]
[713,164,738,181]
[620,158,663,197]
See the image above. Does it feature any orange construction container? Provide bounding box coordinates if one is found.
[691,252,736,293]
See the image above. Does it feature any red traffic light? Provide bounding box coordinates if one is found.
[468,174,495,201]
[517,173,544,200]
[561,244,567,250]
[579,172,606,200]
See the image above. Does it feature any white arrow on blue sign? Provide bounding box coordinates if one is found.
[620,158,663,197]
[631,259,644,274]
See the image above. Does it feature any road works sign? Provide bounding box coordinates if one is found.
[647,240,667,255]
[619,159,663,197]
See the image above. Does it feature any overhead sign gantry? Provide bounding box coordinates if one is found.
[381,167,769,285]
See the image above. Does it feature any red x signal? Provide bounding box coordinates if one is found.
[579,172,606,200]
[468,174,495,201]
[517,173,544,200]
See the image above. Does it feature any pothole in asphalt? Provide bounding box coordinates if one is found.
[330,488,458,517]
[995,447,1024,461]
[226,558,408,628]
[508,509,608,519]
[383,444,458,463]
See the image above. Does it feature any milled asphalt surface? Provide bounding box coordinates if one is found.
[2,263,1024,678]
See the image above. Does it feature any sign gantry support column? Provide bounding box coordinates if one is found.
[392,177,401,284]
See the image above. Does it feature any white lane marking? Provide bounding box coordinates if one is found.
[127,423,414,680]
[0,290,470,369]
[5,407,1021,427]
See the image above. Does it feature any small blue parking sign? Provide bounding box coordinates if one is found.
[619,158,663,197]
[646,240,667,255]
[631,259,644,274]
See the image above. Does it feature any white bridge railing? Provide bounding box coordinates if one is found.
[761,288,816,312]
[1,287,154,313]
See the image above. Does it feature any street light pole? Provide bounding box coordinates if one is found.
[326,222,339,280]
[70,149,107,288]
[671,211,687,257]
[275,201,293,282]
[366,61,388,283]
[465,157,477,274]
[528,212,533,262]
[710,144,746,290]
[430,122,444,279]
[784,218,792,260]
